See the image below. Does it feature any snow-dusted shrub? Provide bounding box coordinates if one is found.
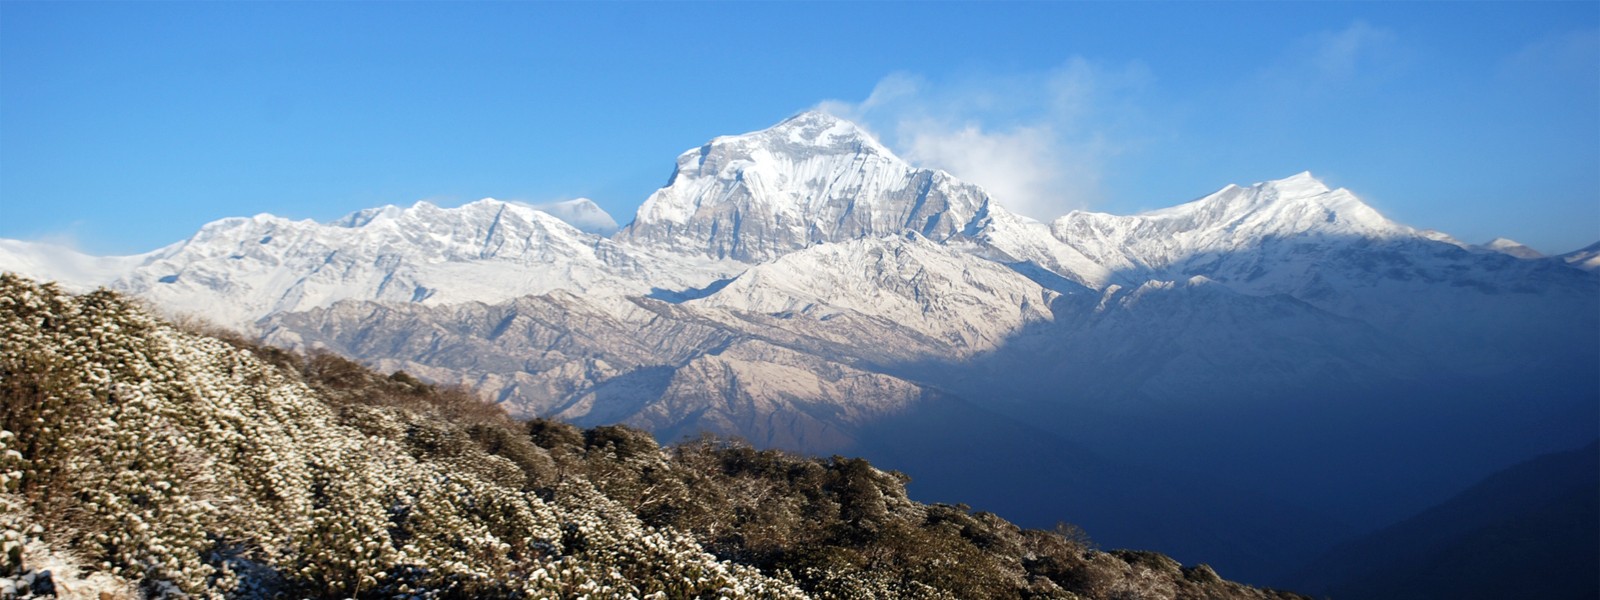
[0,275,809,598]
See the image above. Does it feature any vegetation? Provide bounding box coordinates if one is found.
[0,274,1305,599]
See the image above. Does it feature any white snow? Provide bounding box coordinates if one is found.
[518,198,620,234]
[688,233,1059,353]
[1558,241,1600,272]
[4,200,739,329]
[621,110,988,262]
[1477,237,1544,259]
[0,239,170,292]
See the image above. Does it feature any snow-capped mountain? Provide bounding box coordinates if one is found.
[2,110,1596,585]
[105,199,736,328]
[1049,171,1411,284]
[619,111,997,262]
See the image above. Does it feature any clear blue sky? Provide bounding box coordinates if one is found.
[2,2,1596,255]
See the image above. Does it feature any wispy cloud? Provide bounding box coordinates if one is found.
[1259,21,1405,97]
[817,58,1152,220]
[1499,28,1600,85]
[1308,21,1398,82]
[27,223,91,252]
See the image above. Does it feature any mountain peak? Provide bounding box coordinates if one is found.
[618,112,988,262]
[1050,172,1413,285]
[1135,172,1394,235]
[1261,171,1332,196]
[1480,237,1545,259]
[719,109,894,158]
[773,109,851,131]
[773,109,867,134]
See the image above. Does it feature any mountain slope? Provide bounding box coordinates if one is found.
[688,233,1060,354]
[1560,240,1600,272]
[1292,441,1600,600]
[0,274,1307,599]
[0,274,806,598]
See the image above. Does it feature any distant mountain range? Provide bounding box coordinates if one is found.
[3,110,1596,586]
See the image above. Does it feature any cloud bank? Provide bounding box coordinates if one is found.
[818,58,1151,221]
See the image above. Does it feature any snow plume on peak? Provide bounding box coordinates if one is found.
[619,112,992,262]
[518,198,620,234]
[0,239,165,292]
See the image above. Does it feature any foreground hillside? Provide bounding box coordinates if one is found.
[0,274,1303,599]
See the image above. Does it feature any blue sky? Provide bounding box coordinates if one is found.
[1,2,1596,255]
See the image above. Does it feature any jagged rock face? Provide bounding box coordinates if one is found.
[619,111,994,262]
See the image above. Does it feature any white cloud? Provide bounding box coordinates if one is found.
[1500,28,1600,84]
[817,72,920,123]
[900,122,1064,220]
[1262,21,1404,95]
[1310,21,1397,82]
[27,223,90,253]
[817,59,1150,220]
